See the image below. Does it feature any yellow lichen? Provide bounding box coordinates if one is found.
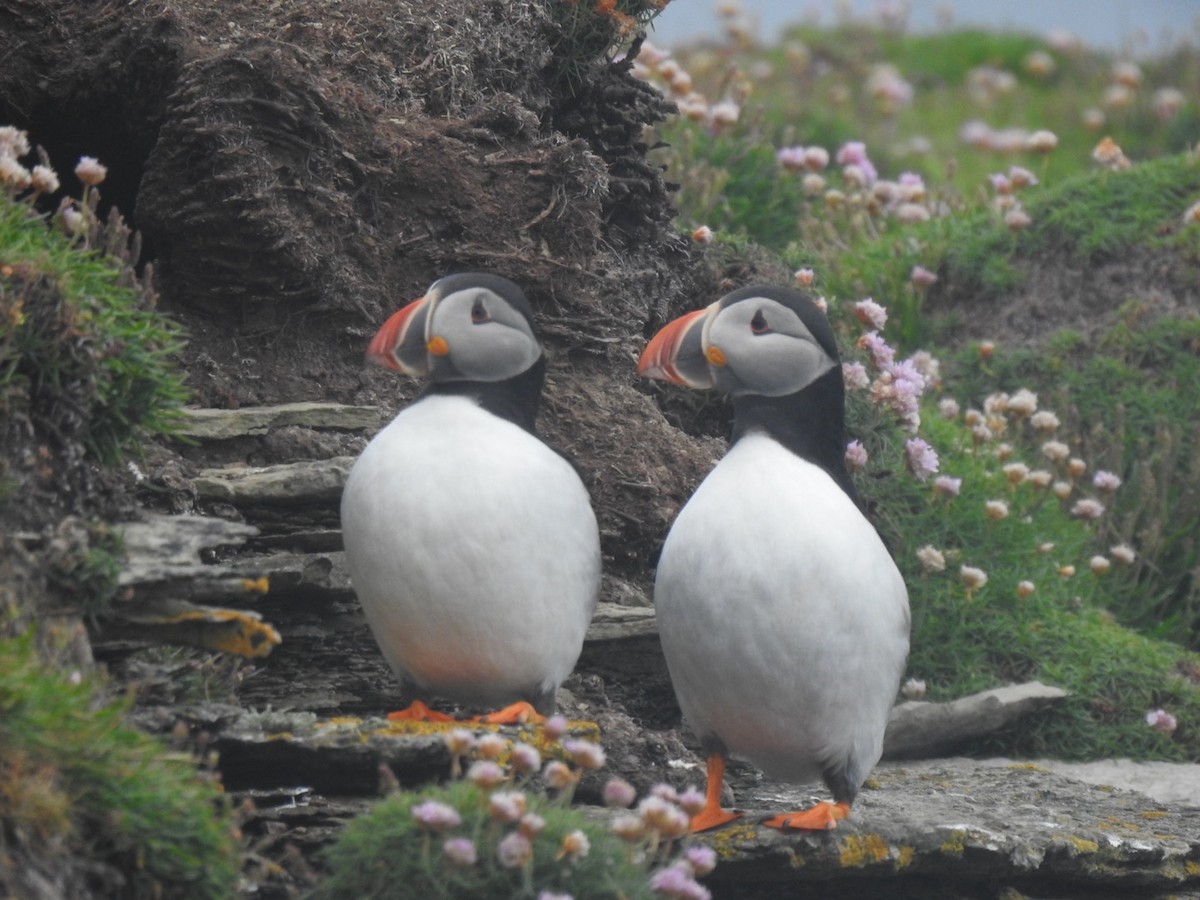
[1007,763,1047,772]
[896,845,915,868]
[940,829,966,855]
[839,833,892,867]
[1185,860,1200,877]
[701,822,760,860]
[1138,810,1169,820]
[1064,835,1099,854]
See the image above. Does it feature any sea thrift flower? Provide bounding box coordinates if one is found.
[467,760,507,790]
[960,566,988,594]
[0,125,31,157]
[29,164,59,194]
[985,500,1009,521]
[497,831,533,868]
[794,267,815,287]
[691,225,714,244]
[519,812,547,837]
[1017,581,1035,598]
[1090,555,1111,575]
[916,545,946,573]
[988,172,1012,195]
[1006,388,1038,417]
[610,814,645,841]
[677,787,706,817]
[777,146,807,171]
[933,475,962,498]
[1002,462,1029,485]
[858,331,895,368]
[558,830,590,861]
[901,678,927,700]
[844,440,868,472]
[835,141,877,185]
[1041,441,1070,463]
[476,733,507,760]
[1092,136,1131,170]
[603,777,637,808]
[905,437,939,482]
[938,398,960,419]
[811,295,828,313]
[510,742,542,774]
[853,298,888,331]
[1004,207,1032,231]
[1030,410,1060,431]
[650,862,711,899]
[1093,470,1122,491]
[1024,50,1056,78]
[543,715,568,740]
[543,760,575,790]
[443,836,478,866]
[910,265,938,289]
[1058,564,1076,577]
[804,146,830,170]
[686,845,718,876]
[978,340,995,359]
[994,442,1014,461]
[895,202,931,224]
[842,362,868,392]
[563,739,605,770]
[74,156,107,186]
[0,156,31,190]
[1111,60,1143,88]
[1027,469,1053,489]
[444,728,475,757]
[489,790,527,823]
[1145,709,1177,736]
[1067,458,1087,478]
[1110,544,1137,565]
[802,172,826,195]
[1025,130,1058,153]
[1052,480,1073,500]
[537,894,572,900]
[707,99,740,131]
[1153,87,1186,121]
[411,800,463,832]
[1082,107,1106,130]
[1071,498,1106,520]
[649,783,679,804]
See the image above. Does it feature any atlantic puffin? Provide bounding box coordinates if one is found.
[638,284,910,831]
[340,273,601,723]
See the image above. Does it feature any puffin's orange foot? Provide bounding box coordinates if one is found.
[762,800,850,831]
[689,806,744,833]
[386,700,456,723]
[472,701,544,725]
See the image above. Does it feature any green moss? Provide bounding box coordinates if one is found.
[0,634,240,898]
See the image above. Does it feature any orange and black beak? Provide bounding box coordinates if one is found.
[637,305,717,389]
[367,295,434,376]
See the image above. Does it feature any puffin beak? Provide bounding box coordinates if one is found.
[637,305,716,389]
[367,295,433,376]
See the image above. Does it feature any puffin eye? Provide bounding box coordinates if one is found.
[470,297,490,324]
[750,309,770,334]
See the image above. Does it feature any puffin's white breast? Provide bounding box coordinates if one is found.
[340,395,600,705]
[655,433,909,784]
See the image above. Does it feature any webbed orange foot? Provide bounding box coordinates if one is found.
[762,800,850,831]
[386,700,456,722]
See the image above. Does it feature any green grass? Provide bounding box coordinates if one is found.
[0,633,241,898]
[0,191,187,468]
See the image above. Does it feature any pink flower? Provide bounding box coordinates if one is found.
[411,800,462,832]
[563,738,606,770]
[488,790,527,823]
[443,837,478,866]
[857,331,895,368]
[844,440,868,472]
[510,742,542,774]
[904,437,939,482]
[777,146,807,171]
[901,678,927,700]
[74,155,107,186]
[542,714,568,740]
[853,298,888,331]
[650,862,712,899]
[603,777,637,808]
[793,267,815,287]
[519,812,546,837]
[542,760,576,790]
[910,265,938,288]
[842,362,869,391]
[558,829,590,860]
[677,786,706,817]
[686,845,718,876]
[466,760,507,789]
[835,141,877,184]
[497,831,533,868]
[1071,498,1106,520]
[933,475,961,497]
[1145,708,1177,736]
[1093,470,1122,492]
[804,146,830,171]
[691,225,714,244]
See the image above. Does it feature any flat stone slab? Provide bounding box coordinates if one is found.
[700,758,1200,898]
[193,457,356,506]
[178,403,386,439]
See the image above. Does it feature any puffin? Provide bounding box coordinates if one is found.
[637,284,910,831]
[340,273,601,724]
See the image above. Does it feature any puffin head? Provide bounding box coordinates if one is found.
[367,273,541,383]
[637,285,840,398]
